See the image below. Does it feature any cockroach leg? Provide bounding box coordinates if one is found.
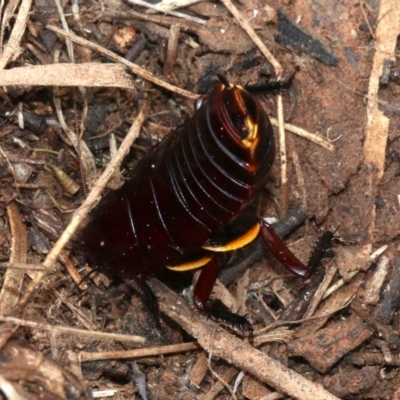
[207,301,254,345]
[244,69,297,95]
[193,258,220,312]
[308,230,335,273]
[193,258,253,343]
[259,220,313,279]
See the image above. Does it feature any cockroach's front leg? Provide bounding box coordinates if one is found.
[308,230,335,273]
[193,258,220,312]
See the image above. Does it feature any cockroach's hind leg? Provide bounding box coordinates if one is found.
[259,220,313,279]
[205,300,254,345]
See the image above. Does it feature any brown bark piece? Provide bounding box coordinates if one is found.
[330,0,400,244]
[148,368,181,399]
[376,254,400,324]
[188,351,209,387]
[198,18,254,54]
[242,375,271,399]
[347,351,400,366]
[351,301,400,351]
[323,366,379,398]
[335,246,373,281]
[329,165,376,243]
[0,339,89,399]
[288,314,373,373]
[362,255,390,304]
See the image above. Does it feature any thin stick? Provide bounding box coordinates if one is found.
[220,0,282,78]
[270,117,336,151]
[0,63,138,88]
[80,342,200,362]
[276,94,288,218]
[201,366,239,400]
[0,144,22,200]
[291,149,308,217]
[163,23,181,76]
[0,0,32,69]
[127,0,206,24]
[206,328,238,400]
[0,262,46,270]
[0,315,145,343]
[54,0,74,62]
[45,24,197,100]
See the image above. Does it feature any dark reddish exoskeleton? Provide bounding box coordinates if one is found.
[80,78,312,335]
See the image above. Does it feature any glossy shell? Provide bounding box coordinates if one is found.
[81,82,275,278]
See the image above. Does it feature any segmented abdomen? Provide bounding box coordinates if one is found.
[81,83,275,277]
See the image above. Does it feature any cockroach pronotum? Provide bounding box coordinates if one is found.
[80,76,313,336]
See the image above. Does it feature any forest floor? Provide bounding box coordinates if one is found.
[0,0,399,399]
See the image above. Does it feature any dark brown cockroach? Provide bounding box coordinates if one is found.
[80,77,312,334]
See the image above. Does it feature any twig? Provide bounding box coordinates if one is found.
[54,0,74,61]
[1,0,20,51]
[52,63,97,184]
[0,63,137,88]
[0,262,46,270]
[163,23,181,76]
[201,366,239,400]
[206,329,238,400]
[45,24,197,100]
[220,0,282,77]
[127,0,206,24]
[80,342,200,362]
[0,315,145,343]
[303,261,337,319]
[269,117,336,151]
[0,0,32,69]
[277,95,288,218]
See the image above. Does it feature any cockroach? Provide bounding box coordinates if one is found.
[80,76,312,335]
